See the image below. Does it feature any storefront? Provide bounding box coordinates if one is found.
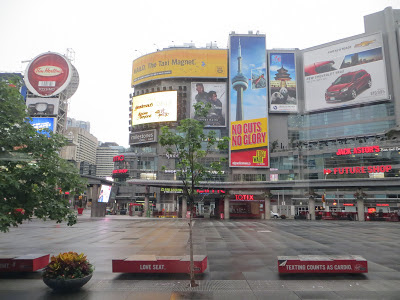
[225,193,264,219]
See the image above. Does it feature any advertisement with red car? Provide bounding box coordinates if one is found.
[303,32,388,112]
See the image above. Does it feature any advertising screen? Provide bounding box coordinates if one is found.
[229,34,269,167]
[190,82,227,127]
[268,52,298,112]
[26,97,59,116]
[98,185,112,203]
[132,49,227,86]
[131,91,177,126]
[29,117,56,137]
[303,32,388,112]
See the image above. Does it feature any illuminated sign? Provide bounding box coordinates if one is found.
[324,165,392,175]
[112,169,128,174]
[160,188,183,194]
[376,203,389,207]
[113,155,125,162]
[98,185,112,203]
[29,117,56,137]
[196,189,226,194]
[132,49,227,86]
[336,146,380,156]
[234,194,255,200]
[131,91,177,126]
[343,203,354,206]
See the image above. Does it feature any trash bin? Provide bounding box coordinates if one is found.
[220,213,224,220]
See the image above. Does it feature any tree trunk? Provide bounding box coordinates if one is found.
[188,202,198,287]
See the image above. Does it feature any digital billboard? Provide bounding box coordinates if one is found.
[303,32,388,112]
[29,117,56,137]
[268,52,298,112]
[26,97,59,116]
[132,49,227,86]
[131,91,177,126]
[190,82,227,127]
[98,184,112,203]
[229,34,269,167]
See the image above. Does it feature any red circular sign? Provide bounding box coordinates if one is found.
[24,52,72,97]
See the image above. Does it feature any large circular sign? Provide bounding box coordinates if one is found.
[24,52,72,97]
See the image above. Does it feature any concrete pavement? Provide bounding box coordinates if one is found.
[0,208,399,299]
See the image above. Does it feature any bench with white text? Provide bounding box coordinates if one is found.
[278,255,368,274]
[112,255,207,273]
[0,254,50,272]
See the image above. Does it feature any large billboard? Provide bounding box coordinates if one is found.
[24,52,77,97]
[229,34,269,167]
[26,97,59,116]
[190,82,227,127]
[268,52,298,112]
[304,32,388,112]
[131,91,177,126]
[132,49,227,86]
[230,118,269,167]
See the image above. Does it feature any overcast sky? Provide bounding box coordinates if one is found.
[0,0,398,147]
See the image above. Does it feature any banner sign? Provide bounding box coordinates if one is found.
[129,129,157,145]
[268,52,298,112]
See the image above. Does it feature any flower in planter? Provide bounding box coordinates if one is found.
[43,252,94,280]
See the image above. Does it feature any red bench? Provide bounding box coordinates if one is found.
[278,255,367,274]
[0,254,50,272]
[112,255,207,273]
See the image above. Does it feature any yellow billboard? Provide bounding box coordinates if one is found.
[132,49,227,86]
[231,118,268,151]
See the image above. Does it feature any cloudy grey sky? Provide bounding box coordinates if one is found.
[0,0,398,147]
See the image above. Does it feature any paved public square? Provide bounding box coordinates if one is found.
[0,209,399,299]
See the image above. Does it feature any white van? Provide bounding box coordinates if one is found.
[271,211,280,219]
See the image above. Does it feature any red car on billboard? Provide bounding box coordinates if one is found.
[325,70,372,102]
[304,61,336,76]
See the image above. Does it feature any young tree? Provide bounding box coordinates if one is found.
[0,75,87,232]
[159,102,228,287]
